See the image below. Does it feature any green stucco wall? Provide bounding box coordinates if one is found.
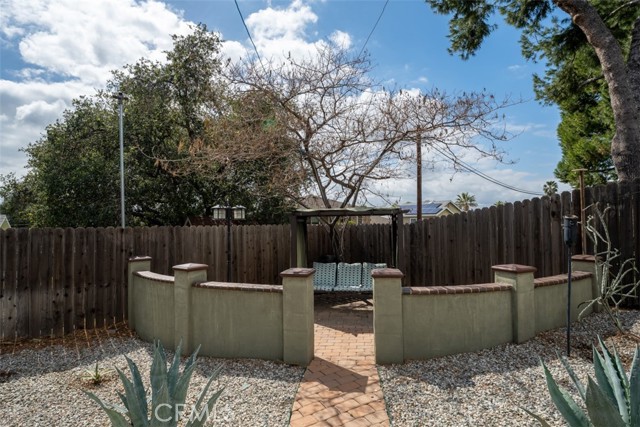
[402,291,513,360]
[534,277,593,333]
[190,287,283,360]
[132,279,175,347]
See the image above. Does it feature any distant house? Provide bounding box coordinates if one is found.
[0,215,11,230]
[400,201,461,224]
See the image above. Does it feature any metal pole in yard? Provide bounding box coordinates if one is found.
[113,91,128,228]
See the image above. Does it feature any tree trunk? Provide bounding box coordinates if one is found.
[629,17,640,110]
[554,0,640,181]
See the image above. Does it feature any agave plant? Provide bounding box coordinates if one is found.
[525,337,639,427]
[85,341,223,427]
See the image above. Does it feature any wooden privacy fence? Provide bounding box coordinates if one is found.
[1,179,639,339]
[0,225,293,340]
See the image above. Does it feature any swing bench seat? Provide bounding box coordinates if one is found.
[312,261,387,293]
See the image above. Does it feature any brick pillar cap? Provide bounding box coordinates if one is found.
[492,264,537,274]
[281,268,315,278]
[129,256,152,262]
[371,268,404,279]
[572,254,597,262]
[173,263,208,272]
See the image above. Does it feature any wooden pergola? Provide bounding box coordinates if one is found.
[289,207,405,272]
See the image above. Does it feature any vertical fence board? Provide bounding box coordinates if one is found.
[1,230,18,340]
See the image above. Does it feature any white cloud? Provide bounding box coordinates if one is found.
[0,0,195,177]
[369,153,550,208]
[246,0,317,42]
[329,30,351,49]
[0,0,353,180]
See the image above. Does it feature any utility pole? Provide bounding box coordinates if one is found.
[113,92,128,228]
[416,128,422,221]
[573,168,587,254]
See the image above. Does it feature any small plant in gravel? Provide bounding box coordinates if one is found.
[85,341,223,427]
[82,362,113,385]
[525,337,639,426]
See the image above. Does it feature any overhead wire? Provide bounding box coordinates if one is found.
[358,0,390,57]
[429,144,545,196]
[234,0,266,71]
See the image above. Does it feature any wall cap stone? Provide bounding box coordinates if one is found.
[572,254,597,262]
[173,263,208,272]
[129,256,152,263]
[371,268,404,279]
[280,268,315,278]
[134,271,174,284]
[403,283,512,295]
[492,264,537,274]
[195,282,283,293]
[534,271,593,288]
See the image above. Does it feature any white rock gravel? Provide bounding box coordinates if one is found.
[0,332,304,427]
[1,311,639,427]
[378,310,640,426]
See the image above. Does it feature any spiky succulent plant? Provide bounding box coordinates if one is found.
[525,337,639,427]
[85,341,223,427]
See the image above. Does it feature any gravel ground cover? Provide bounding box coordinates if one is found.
[0,326,304,427]
[378,310,640,427]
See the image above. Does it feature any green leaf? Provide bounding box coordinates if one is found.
[150,383,171,427]
[520,406,553,427]
[150,343,168,413]
[558,352,586,402]
[593,347,617,406]
[84,391,131,427]
[597,337,629,423]
[585,377,626,427]
[186,389,224,427]
[167,341,183,398]
[542,362,590,427]
[192,366,222,414]
[116,367,150,427]
[629,346,640,426]
[173,359,198,408]
[125,356,148,419]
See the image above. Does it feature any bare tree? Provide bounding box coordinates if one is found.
[220,44,520,257]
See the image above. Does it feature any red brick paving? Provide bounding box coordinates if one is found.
[290,295,390,427]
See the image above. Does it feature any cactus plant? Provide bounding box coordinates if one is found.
[85,341,223,427]
[525,337,639,427]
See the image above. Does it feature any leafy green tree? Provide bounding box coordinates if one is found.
[0,173,37,227]
[0,24,293,227]
[455,192,477,212]
[425,0,640,183]
[542,180,558,196]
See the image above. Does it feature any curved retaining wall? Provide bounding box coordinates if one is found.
[127,257,314,366]
[373,256,599,363]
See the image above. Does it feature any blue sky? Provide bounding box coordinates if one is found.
[0,0,569,207]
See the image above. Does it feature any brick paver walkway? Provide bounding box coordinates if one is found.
[290,295,390,427]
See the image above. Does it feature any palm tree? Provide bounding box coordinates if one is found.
[543,180,558,196]
[455,192,477,212]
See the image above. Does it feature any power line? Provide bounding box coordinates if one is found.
[429,145,545,196]
[359,0,390,57]
[234,0,265,70]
